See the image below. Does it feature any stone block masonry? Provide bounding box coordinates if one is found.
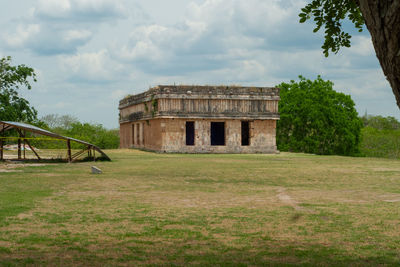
[119,85,280,153]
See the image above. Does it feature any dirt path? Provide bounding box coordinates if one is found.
[0,162,48,172]
[276,187,306,211]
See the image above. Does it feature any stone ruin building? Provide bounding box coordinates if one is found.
[119,85,280,153]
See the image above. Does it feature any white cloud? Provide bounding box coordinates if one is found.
[116,0,317,75]
[64,29,92,42]
[5,24,40,48]
[60,49,123,82]
[34,0,127,21]
[0,0,397,128]
[2,0,130,55]
[348,35,375,56]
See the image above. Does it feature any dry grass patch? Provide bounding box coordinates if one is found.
[0,150,400,265]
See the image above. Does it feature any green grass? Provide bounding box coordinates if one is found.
[0,150,400,266]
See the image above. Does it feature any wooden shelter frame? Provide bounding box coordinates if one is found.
[0,121,110,162]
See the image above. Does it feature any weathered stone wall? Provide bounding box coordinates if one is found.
[120,119,163,150]
[119,122,132,148]
[157,119,277,153]
[121,118,277,153]
[158,99,278,113]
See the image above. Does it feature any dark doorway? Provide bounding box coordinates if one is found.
[241,121,250,146]
[211,122,225,146]
[136,124,140,145]
[132,124,135,145]
[186,121,195,146]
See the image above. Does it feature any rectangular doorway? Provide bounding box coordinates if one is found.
[211,122,225,146]
[142,122,145,145]
[186,121,195,146]
[241,121,250,146]
[132,124,135,145]
[136,123,140,145]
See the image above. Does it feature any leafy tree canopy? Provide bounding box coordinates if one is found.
[299,1,400,110]
[277,76,362,156]
[299,0,364,57]
[0,56,38,122]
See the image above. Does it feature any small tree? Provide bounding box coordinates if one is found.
[277,76,362,155]
[0,56,37,122]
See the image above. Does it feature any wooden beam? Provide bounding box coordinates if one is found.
[71,148,87,160]
[67,140,72,162]
[24,139,41,160]
[16,129,41,160]
[18,138,21,160]
[0,138,3,161]
[0,125,11,134]
[23,130,26,159]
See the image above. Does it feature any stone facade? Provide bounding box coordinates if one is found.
[119,85,280,153]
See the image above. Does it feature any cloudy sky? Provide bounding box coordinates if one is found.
[1,0,398,128]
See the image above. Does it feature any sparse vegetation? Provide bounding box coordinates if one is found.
[1,150,399,265]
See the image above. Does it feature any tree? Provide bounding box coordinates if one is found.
[277,76,362,155]
[41,114,79,130]
[0,56,38,122]
[360,114,400,130]
[65,122,119,149]
[299,1,400,109]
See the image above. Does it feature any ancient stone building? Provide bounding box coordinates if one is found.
[119,85,280,153]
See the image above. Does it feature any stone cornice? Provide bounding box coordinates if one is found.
[119,111,280,123]
[119,85,280,109]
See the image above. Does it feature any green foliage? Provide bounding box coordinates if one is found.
[359,115,400,158]
[0,56,38,122]
[299,0,364,56]
[360,127,400,158]
[152,99,158,117]
[277,76,362,155]
[29,114,120,149]
[360,114,400,130]
[64,122,119,149]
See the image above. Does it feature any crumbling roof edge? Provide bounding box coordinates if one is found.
[119,85,280,108]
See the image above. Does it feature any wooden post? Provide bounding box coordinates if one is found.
[23,131,26,159]
[93,148,96,162]
[67,140,72,162]
[16,129,40,160]
[23,139,26,159]
[0,138,3,161]
[18,138,21,160]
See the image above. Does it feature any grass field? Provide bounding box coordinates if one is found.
[0,150,399,266]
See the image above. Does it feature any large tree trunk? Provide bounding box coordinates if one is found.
[357,0,400,109]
